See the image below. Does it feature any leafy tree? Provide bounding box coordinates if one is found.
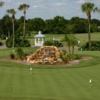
[16,16,24,34]
[0,15,12,39]
[18,3,30,39]
[7,9,16,48]
[45,19,54,33]
[45,16,67,34]
[52,16,67,34]
[0,14,100,39]
[32,18,45,32]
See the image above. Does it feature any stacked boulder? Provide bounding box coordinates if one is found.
[27,46,63,64]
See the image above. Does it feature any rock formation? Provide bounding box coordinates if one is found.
[27,46,63,64]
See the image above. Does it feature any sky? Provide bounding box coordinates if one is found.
[0,0,100,19]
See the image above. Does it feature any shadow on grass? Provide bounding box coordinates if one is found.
[0,56,100,70]
[0,96,58,100]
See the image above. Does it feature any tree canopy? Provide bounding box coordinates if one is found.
[0,16,100,39]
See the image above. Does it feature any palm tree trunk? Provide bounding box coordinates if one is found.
[88,20,91,50]
[87,13,92,50]
[23,12,26,39]
[68,43,71,54]
[72,45,75,55]
[12,18,15,48]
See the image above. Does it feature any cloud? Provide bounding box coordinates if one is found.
[54,2,66,6]
[33,5,39,8]
[76,0,93,4]
[0,0,99,20]
[77,0,86,4]
[32,5,41,8]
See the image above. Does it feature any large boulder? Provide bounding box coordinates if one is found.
[27,46,63,64]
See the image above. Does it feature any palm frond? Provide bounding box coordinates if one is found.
[0,1,4,7]
[7,9,16,16]
[18,3,30,11]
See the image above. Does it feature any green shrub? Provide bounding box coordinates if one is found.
[0,41,3,46]
[61,52,82,63]
[15,48,25,60]
[81,41,100,51]
[67,54,82,60]
[44,40,53,46]
[10,53,16,59]
[6,38,12,48]
[6,37,31,48]
[53,40,63,47]
[44,40,63,47]
[61,54,68,63]
[60,50,68,63]
[73,54,82,59]
[16,39,31,47]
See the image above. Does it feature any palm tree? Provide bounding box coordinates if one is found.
[81,2,96,50]
[70,35,77,54]
[63,34,77,54]
[0,1,4,7]
[18,3,30,39]
[64,35,71,54]
[7,9,16,48]
[0,1,4,36]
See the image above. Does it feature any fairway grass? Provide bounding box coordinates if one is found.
[45,32,100,45]
[0,32,100,100]
[0,50,100,100]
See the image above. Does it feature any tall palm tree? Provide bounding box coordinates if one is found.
[7,9,16,48]
[81,2,96,50]
[0,1,4,7]
[18,3,30,39]
[0,1,4,36]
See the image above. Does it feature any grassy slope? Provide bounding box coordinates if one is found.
[0,33,100,100]
[0,50,100,100]
[0,61,100,100]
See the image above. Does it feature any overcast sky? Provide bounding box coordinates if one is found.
[0,0,100,19]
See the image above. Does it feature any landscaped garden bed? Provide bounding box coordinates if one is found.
[1,46,92,67]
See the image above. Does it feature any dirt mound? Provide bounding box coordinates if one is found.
[27,46,63,64]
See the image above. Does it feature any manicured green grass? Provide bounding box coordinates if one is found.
[0,33,100,100]
[0,50,100,100]
[75,32,100,45]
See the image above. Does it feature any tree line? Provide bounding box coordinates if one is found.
[0,15,100,39]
